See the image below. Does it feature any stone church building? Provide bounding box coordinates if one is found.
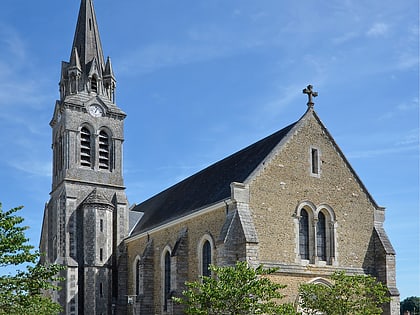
[39,0,399,314]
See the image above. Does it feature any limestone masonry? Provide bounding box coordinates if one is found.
[39,0,399,314]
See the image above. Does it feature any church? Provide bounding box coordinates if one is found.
[39,0,400,314]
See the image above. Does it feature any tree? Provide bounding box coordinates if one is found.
[173,261,297,315]
[299,271,390,315]
[0,203,64,315]
[400,296,420,315]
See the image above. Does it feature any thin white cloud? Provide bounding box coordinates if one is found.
[332,31,358,45]
[366,22,389,37]
[396,128,419,146]
[0,25,26,62]
[117,41,229,76]
[378,98,419,121]
[396,52,419,70]
[397,97,419,111]
[0,24,54,110]
[347,143,418,159]
[8,159,52,177]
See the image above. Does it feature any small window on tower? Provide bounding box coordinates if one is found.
[100,248,103,262]
[100,219,104,232]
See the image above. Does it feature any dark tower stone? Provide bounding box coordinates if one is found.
[39,1,129,314]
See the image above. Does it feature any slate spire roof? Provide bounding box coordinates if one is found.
[70,0,105,75]
[130,121,297,236]
[104,56,115,80]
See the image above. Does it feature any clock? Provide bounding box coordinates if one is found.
[88,104,103,117]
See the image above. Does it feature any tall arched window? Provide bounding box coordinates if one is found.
[80,127,92,167]
[135,259,141,296]
[164,251,171,311]
[202,240,211,277]
[317,212,327,261]
[98,130,110,170]
[299,209,310,260]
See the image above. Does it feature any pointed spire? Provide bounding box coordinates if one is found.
[104,56,115,80]
[69,47,82,71]
[71,0,105,74]
[60,0,118,102]
[104,56,116,102]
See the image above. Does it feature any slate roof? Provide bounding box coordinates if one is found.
[130,121,297,236]
[71,0,106,73]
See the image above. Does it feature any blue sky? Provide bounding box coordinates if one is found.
[0,0,418,300]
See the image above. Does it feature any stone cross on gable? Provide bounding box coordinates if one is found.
[303,84,318,107]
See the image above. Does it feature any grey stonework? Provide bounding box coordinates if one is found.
[40,1,399,314]
[126,109,399,315]
[40,1,128,314]
[135,240,155,315]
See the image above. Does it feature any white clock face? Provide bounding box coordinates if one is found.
[88,105,103,117]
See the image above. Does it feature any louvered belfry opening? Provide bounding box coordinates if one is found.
[91,76,98,93]
[98,130,110,170]
[80,127,92,167]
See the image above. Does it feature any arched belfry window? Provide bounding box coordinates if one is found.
[80,127,92,167]
[91,76,98,93]
[202,240,212,277]
[316,212,327,261]
[98,130,110,170]
[299,209,310,260]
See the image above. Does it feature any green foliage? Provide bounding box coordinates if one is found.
[400,296,420,315]
[299,271,390,315]
[0,203,64,315]
[173,261,297,315]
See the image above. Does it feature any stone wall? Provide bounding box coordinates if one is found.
[249,113,376,269]
[126,205,227,314]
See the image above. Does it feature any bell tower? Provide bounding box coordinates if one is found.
[40,0,128,314]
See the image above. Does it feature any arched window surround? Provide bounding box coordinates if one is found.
[315,204,337,265]
[161,246,172,313]
[296,202,316,263]
[133,256,141,297]
[296,277,332,314]
[198,234,215,278]
[79,125,114,171]
[295,202,337,266]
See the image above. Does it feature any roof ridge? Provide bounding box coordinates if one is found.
[131,120,298,235]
